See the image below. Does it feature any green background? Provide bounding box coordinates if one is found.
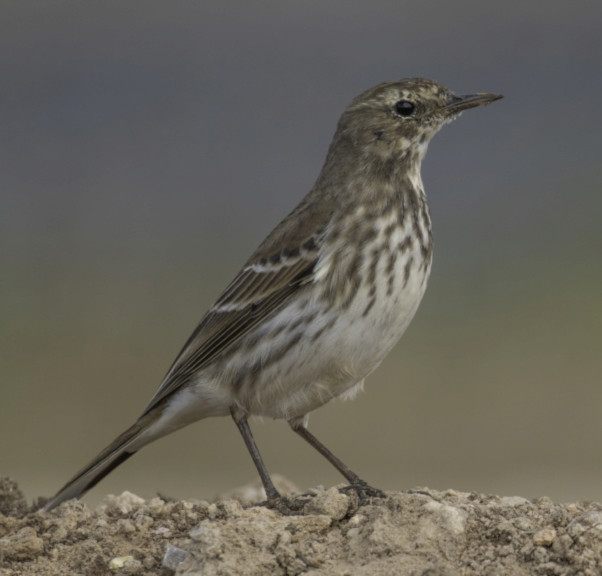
[2,1,601,507]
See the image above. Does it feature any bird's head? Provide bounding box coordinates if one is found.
[335,77,502,164]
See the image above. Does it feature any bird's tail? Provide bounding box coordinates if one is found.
[43,414,155,512]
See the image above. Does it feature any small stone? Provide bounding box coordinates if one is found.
[497,496,531,507]
[147,497,168,517]
[348,513,367,526]
[424,501,467,535]
[102,491,146,515]
[162,544,189,570]
[533,528,557,547]
[304,487,351,520]
[220,499,243,516]
[108,555,142,573]
[206,503,218,519]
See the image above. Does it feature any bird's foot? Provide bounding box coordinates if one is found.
[339,481,386,504]
[257,494,311,516]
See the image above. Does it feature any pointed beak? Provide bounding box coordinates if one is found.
[443,92,503,115]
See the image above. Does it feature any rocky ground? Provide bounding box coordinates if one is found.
[1,476,602,575]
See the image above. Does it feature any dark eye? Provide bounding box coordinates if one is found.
[394,100,415,117]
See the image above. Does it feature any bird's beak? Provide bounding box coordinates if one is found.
[443,92,503,115]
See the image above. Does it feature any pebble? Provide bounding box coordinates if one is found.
[103,491,146,515]
[162,544,189,570]
[108,555,142,573]
[533,528,557,547]
[304,487,350,520]
[424,500,467,535]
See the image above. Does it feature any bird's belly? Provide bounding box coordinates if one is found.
[336,250,432,376]
[219,247,432,421]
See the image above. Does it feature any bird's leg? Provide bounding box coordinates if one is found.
[289,420,364,484]
[230,408,280,500]
[289,421,385,502]
[230,408,306,514]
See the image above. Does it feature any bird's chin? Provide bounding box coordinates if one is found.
[442,112,462,125]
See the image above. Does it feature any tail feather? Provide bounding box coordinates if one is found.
[44,416,152,512]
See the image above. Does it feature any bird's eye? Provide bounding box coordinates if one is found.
[394,100,415,117]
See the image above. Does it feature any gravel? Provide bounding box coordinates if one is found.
[1,476,602,575]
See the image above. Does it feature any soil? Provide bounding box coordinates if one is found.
[1,476,602,575]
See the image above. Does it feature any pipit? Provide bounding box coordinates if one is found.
[44,78,502,512]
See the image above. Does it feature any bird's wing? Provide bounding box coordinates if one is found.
[141,199,331,415]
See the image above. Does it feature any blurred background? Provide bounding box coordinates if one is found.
[2,1,601,507]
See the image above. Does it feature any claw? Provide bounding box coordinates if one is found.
[256,495,310,516]
[339,482,386,503]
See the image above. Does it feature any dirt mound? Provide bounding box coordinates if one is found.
[1,476,602,575]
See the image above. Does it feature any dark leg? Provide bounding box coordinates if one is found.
[290,421,385,500]
[230,408,280,501]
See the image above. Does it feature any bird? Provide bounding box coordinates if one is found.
[44,78,502,512]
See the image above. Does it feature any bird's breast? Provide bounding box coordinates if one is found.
[326,202,433,371]
[218,191,433,421]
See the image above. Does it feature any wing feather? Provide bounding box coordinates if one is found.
[141,230,324,414]
[140,184,338,414]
